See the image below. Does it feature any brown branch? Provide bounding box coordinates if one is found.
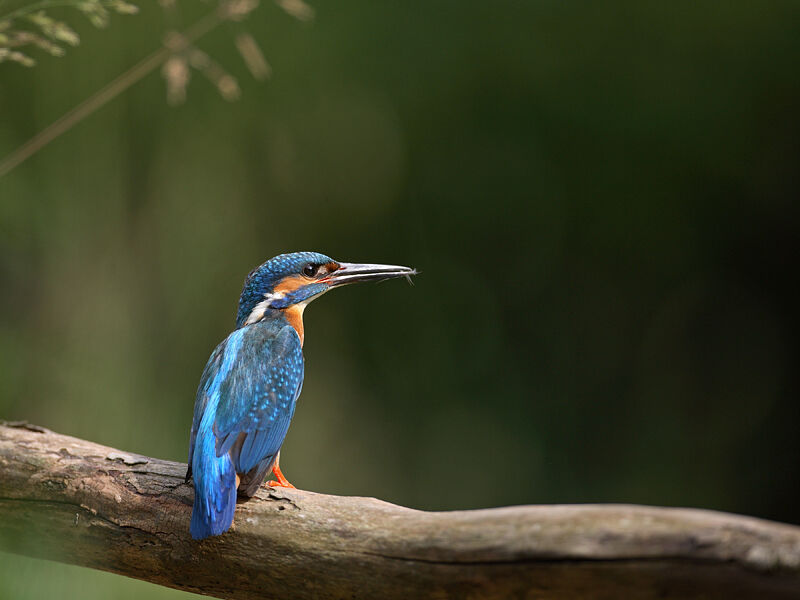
[1,422,799,599]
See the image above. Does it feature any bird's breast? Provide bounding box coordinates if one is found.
[283,304,306,346]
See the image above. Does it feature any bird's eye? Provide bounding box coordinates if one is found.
[302,263,319,278]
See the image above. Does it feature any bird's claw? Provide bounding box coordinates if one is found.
[266,459,295,489]
[265,479,296,489]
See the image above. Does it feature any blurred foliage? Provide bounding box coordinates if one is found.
[1,1,800,598]
[0,0,138,67]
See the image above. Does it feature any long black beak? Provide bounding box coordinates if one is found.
[326,262,416,287]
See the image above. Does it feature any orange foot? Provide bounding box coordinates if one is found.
[266,461,296,489]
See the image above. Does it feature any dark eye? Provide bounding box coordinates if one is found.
[302,263,319,278]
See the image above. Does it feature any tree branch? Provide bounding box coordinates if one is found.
[1,422,799,599]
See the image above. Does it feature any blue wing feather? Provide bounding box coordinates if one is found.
[187,341,227,476]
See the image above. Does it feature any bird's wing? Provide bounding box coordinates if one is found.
[187,339,229,479]
[212,322,304,474]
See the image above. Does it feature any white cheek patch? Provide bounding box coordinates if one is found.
[244,291,286,326]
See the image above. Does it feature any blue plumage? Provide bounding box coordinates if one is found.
[188,322,303,539]
[187,251,415,539]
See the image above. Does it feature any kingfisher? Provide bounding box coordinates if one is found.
[186,251,415,539]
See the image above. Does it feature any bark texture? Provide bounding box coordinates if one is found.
[1,422,799,599]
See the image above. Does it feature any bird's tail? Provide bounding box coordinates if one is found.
[190,429,237,540]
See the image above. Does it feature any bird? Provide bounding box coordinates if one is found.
[186,251,415,539]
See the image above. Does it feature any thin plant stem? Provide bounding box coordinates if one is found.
[0,8,221,178]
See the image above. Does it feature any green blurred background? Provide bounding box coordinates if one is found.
[1,1,799,597]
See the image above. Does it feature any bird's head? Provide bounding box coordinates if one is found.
[236,252,416,336]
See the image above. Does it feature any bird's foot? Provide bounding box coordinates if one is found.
[266,479,296,489]
[265,462,295,489]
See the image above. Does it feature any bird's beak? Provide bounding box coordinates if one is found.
[324,262,416,287]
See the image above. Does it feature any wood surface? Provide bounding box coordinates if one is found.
[1,421,799,599]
